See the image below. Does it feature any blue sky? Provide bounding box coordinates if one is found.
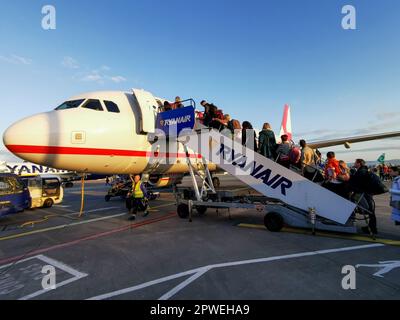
[0,0,399,162]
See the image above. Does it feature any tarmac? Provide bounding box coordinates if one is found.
[0,174,399,300]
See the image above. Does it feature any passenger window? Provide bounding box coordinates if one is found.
[82,99,103,111]
[55,99,85,110]
[0,177,22,195]
[43,178,59,188]
[0,179,12,195]
[104,100,120,113]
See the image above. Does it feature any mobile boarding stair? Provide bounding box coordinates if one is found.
[152,104,372,236]
[175,126,374,236]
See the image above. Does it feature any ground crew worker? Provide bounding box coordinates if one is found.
[126,174,149,220]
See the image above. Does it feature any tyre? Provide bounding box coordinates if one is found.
[264,212,284,232]
[105,195,111,202]
[177,203,189,219]
[43,198,54,208]
[212,177,221,188]
[197,206,207,215]
[147,191,157,201]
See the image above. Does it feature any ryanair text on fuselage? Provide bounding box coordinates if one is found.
[6,165,68,175]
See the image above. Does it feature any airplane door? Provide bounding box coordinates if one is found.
[132,89,158,134]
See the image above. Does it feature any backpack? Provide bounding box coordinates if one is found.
[365,172,389,195]
[289,147,301,164]
[208,103,218,116]
[215,109,224,120]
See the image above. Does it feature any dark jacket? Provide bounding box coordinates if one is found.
[242,128,258,151]
[203,103,218,127]
[258,129,277,159]
[226,120,234,134]
[349,166,370,194]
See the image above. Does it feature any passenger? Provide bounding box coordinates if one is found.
[349,159,378,234]
[213,114,232,132]
[258,123,277,160]
[231,119,242,142]
[172,96,184,109]
[383,165,389,181]
[389,166,395,181]
[323,152,343,196]
[289,145,302,170]
[338,160,350,182]
[379,165,384,181]
[126,174,149,220]
[315,149,322,166]
[389,166,400,226]
[242,121,258,151]
[337,160,351,199]
[276,134,291,168]
[156,100,164,112]
[224,114,235,133]
[300,140,318,180]
[163,101,172,112]
[200,100,220,129]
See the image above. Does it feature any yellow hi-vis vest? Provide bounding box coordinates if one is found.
[133,181,144,198]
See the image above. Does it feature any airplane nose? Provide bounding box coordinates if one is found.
[3,112,59,164]
[3,123,19,151]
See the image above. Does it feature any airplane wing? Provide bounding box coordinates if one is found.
[308,131,400,149]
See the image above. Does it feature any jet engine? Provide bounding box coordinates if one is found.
[147,174,183,188]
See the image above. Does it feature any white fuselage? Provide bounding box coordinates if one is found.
[3,90,215,175]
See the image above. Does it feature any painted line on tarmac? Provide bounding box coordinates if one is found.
[17,255,88,300]
[237,223,400,246]
[87,243,383,300]
[0,254,88,300]
[0,213,127,242]
[65,207,121,217]
[0,212,177,265]
[0,202,175,242]
[13,207,121,232]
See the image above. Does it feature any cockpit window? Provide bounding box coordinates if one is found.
[55,99,85,110]
[104,100,120,113]
[82,99,103,111]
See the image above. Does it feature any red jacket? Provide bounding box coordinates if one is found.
[325,158,341,177]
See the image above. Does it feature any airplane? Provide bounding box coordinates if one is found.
[2,88,400,188]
